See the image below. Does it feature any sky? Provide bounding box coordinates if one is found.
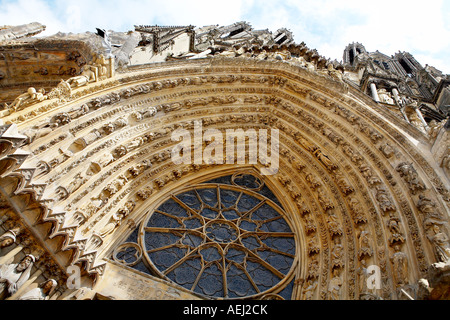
[1,0,449,73]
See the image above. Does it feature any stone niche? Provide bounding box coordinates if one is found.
[93,260,202,300]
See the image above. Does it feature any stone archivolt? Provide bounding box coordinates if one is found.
[0,56,448,300]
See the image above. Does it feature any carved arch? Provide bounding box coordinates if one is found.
[3,57,448,299]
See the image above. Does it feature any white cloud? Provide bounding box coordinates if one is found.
[0,0,448,72]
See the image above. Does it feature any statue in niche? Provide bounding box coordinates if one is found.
[331,237,344,269]
[66,172,88,194]
[335,171,354,195]
[47,148,73,170]
[357,259,373,295]
[0,254,35,300]
[359,163,381,185]
[0,227,19,255]
[377,89,394,104]
[416,195,444,228]
[342,143,363,164]
[294,133,318,152]
[328,269,342,300]
[390,245,409,287]
[102,117,128,135]
[305,172,321,189]
[428,224,450,263]
[123,136,146,153]
[104,175,128,196]
[349,197,367,224]
[396,162,426,194]
[427,120,445,141]
[327,213,343,237]
[358,229,373,260]
[307,258,320,279]
[302,278,318,300]
[86,153,114,176]
[93,54,109,80]
[129,160,151,177]
[317,188,334,211]
[375,186,396,213]
[387,216,405,245]
[19,279,57,300]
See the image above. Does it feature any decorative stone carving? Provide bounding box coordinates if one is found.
[98,201,134,239]
[348,197,367,224]
[327,213,343,238]
[305,172,321,189]
[314,149,338,171]
[19,279,57,300]
[428,225,450,263]
[328,269,342,300]
[67,64,97,88]
[0,227,20,254]
[8,88,48,112]
[335,171,354,195]
[357,228,373,260]
[132,107,157,121]
[375,186,396,214]
[417,195,445,229]
[331,237,344,269]
[387,216,405,245]
[302,278,318,300]
[0,254,35,300]
[396,162,426,194]
[390,245,409,287]
[317,188,334,211]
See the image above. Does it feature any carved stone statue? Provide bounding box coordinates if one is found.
[387,216,405,245]
[8,87,47,112]
[317,188,334,211]
[19,279,57,300]
[0,228,19,254]
[390,245,409,287]
[331,237,344,269]
[328,269,342,300]
[377,88,394,104]
[357,259,370,295]
[396,162,426,194]
[67,65,97,88]
[416,195,444,228]
[0,254,35,300]
[21,121,59,144]
[98,201,134,239]
[376,186,396,213]
[429,225,450,263]
[358,229,373,260]
[303,278,318,300]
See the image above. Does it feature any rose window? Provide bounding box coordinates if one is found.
[114,174,297,299]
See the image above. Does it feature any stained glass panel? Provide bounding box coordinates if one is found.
[119,173,296,299]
